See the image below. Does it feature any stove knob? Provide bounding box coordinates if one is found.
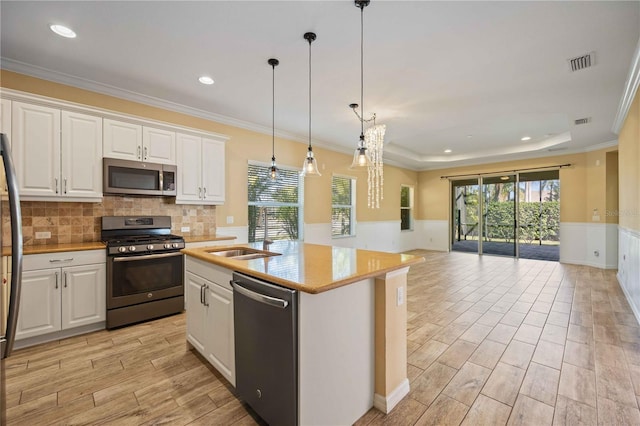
[164,243,172,249]
[118,246,127,253]
[129,246,136,252]
[147,244,154,250]
[172,243,179,248]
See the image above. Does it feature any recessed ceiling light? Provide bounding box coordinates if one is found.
[521,136,531,141]
[198,76,214,85]
[500,176,510,181]
[466,135,473,138]
[50,24,76,38]
[444,149,452,153]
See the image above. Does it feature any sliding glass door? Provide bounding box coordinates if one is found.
[451,180,480,253]
[517,171,560,261]
[482,175,517,257]
[451,170,560,260]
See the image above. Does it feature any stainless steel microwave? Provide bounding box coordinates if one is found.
[103,158,177,196]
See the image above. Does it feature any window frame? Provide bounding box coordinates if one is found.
[247,161,304,242]
[331,174,357,238]
[400,184,414,231]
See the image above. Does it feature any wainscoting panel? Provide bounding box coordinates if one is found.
[618,226,640,323]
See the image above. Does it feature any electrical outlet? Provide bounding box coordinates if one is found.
[396,286,404,306]
[226,216,234,224]
[181,226,190,233]
[35,231,51,239]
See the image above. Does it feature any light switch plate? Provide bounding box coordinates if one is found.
[181,226,190,232]
[226,216,234,224]
[35,231,51,239]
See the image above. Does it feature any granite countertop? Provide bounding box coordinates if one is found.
[2,241,106,257]
[182,240,424,294]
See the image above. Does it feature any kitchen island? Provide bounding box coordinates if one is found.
[182,241,424,425]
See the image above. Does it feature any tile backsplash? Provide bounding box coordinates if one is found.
[2,195,216,246]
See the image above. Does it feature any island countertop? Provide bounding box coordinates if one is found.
[181,240,424,294]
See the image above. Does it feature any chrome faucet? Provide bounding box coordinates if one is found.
[263,238,274,251]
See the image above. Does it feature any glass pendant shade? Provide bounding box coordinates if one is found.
[349,135,371,169]
[270,158,278,180]
[300,147,321,176]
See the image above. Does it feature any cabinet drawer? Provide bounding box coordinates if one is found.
[185,256,233,290]
[24,249,106,271]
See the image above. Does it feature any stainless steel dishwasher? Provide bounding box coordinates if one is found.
[231,272,298,426]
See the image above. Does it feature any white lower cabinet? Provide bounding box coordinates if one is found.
[17,250,106,340]
[185,257,235,386]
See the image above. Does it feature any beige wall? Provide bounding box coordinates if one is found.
[618,90,640,231]
[416,150,617,224]
[1,71,418,229]
[606,151,619,225]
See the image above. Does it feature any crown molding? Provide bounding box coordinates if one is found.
[612,36,640,134]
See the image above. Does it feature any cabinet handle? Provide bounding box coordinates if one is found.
[55,271,59,289]
[200,283,205,305]
[144,146,148,160]
[137,146,141,160]
[64,178,67,194]
[203,284,209,307]
[49,258,74,263]
[64,272,67,288]
[198,187,202,199]
[55,177,59,194]
[203,187,207,199]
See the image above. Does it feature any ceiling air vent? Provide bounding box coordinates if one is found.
[568,52,594,72]
[574,117,591,125]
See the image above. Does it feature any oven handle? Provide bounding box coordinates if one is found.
[112,251,183,262]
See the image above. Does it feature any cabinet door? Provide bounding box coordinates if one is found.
[176,133,202,203]
[61,111,103,199]
[143,127,175,165]
[0,98,11,195]
[61,263,106,329]
[12,102,61,197]
[185,272,207,353]
[206,283,235,386]
[16,269,61,340]
[103,119,142,161]
[201,138,225,204]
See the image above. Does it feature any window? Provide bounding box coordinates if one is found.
[401,185,413,231]
[248,163,303,242]
[332,175,355,237]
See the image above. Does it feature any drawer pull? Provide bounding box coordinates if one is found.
[49,258,74,263]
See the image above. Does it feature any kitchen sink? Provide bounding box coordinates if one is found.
[207,248,279,260]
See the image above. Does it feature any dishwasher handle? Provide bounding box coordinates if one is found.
[231,280,289,309]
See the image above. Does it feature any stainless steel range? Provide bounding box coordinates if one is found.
[102,216,185,329]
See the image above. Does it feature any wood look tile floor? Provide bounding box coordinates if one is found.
[6,250,640,425]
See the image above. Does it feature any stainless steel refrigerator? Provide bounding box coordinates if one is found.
[0,132,23,424]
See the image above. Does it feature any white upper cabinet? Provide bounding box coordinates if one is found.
[143,126,176,164]
[104,119,176,165]
[103,119,142,160]
[61,111,103,198]
[0,98,11,195]
[0,98,10,139]
[12,102,102,201]
[176,132,226,205]
[12,102,61,198]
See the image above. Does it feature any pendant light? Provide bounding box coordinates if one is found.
[349,0,372,169]
[268,58,279,180]
[300,32,321,177]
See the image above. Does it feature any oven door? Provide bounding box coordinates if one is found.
[107,251,183,309]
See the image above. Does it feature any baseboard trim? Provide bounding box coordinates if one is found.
[373,378,410,414]
[618,272,640,326]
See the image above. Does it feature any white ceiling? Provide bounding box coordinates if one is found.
[1,1,638,170]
